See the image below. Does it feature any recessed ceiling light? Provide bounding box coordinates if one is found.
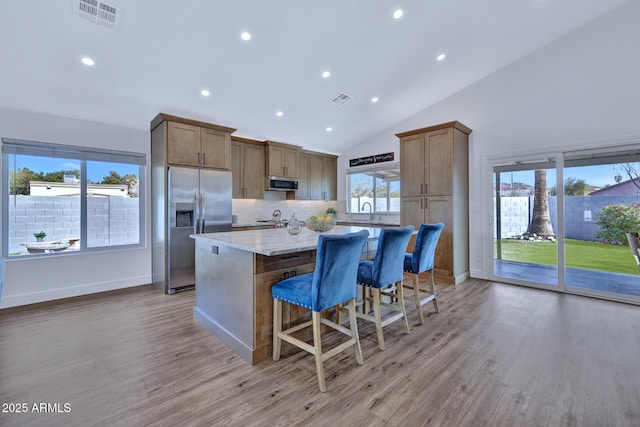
[201,89,210,96]
[326,127,333,132]
[241,32,252,41]
[276,111,284,117]
[81,57,95,66]
[437,53,446,62]
[322,71,331,78]
[393,9,404,19]
[371,97,379,103]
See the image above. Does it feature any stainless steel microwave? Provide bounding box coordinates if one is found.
[267,176,298,191]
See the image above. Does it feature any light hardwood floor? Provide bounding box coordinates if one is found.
[1,278,639,427]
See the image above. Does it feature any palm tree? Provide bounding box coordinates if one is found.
[528,169,554,237]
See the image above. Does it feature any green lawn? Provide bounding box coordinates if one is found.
[496,239,639,275]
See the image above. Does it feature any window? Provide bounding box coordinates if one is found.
[2,138,145,257]
[347,162,400,214]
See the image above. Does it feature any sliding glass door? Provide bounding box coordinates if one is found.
[493,158,558,288]
[563,151,640,301]
[491,146,640,304]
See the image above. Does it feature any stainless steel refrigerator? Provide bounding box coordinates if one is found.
[153,166,232,294]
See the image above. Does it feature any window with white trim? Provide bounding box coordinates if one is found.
[346,162,400,214]
[2,138,146,257]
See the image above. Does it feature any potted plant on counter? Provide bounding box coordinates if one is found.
[325,207,337,218]
[33,231,47,242]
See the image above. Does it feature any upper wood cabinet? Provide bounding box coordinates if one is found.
[296,152,311,200]
[321,155,337,201]
[231,137,265,199]
[397,121,471,284]
[151,113,236,170]
[400,125,460,197]
[266,141,300,178]
[297,150,337,200]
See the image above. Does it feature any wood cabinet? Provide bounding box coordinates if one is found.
[397,121,471,284]
[321,155,337,201]
[266,141,300,178]
[151,113,236,170]
[231,136,265,199]
[296,152,311,199]
[297,150,337,200]
[254,251,316,361]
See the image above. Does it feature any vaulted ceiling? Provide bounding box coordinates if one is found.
[0,0,629,154]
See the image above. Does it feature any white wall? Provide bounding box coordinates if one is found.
[338,1,640,280]
[0,107,151,308]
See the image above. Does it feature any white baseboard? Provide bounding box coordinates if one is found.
[0,275,152,308]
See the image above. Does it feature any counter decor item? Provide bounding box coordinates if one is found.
[33,231,46,242]
[286,212,303,235]
[325,207,337,218]
[306,215,336,232]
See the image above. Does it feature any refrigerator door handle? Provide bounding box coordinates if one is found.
[200,193,206,233]
[193,192,199,235]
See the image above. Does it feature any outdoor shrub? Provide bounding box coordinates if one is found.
[595,202,640,245]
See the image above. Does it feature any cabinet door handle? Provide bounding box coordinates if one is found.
[197,152,201,165]
[425,199,428,210]
[425,183,427,194]
[421,183,424,195]
[421,198,423,210]
[202,153,206,165]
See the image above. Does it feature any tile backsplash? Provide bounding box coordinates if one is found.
[232,198,339,224]
[232,198,399,224]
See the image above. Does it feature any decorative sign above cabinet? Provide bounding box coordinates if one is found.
[349,152,394,167]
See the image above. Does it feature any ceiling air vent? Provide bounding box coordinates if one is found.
[330,92,354,106]
[75,0,121,29]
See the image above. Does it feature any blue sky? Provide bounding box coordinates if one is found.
[13,155,138,183]
[504,164,624,189]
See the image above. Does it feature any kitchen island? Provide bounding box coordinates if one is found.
[191,225,383,364]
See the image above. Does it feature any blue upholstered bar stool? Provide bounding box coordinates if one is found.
[272,230,368,392]
[353,226,414,351]
[404,223,444,324]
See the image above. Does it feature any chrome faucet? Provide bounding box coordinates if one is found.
[361,202,374,220]
[272,209,283,227]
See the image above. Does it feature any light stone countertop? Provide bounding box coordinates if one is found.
[191,225,384,256]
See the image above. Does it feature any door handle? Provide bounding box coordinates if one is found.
[193,192,199,234]
[197,152,201,165]
[202,153,206,165]
[200,193,206,233]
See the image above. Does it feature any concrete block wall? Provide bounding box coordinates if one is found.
[8,196,139,255]
[495,195,640,241]
[494,197,531,238]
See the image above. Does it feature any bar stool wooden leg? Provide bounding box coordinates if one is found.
[430,270,440,313]
[412,273,425,325]
[372,288,385,350]
[395,280,410,334]
[273,298,283,360]
[312,311,326,392]
[348,299,364,365]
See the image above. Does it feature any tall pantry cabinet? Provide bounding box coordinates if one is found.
[397,121,471,284]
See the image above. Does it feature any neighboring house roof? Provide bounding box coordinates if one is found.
[588,179,640,196]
